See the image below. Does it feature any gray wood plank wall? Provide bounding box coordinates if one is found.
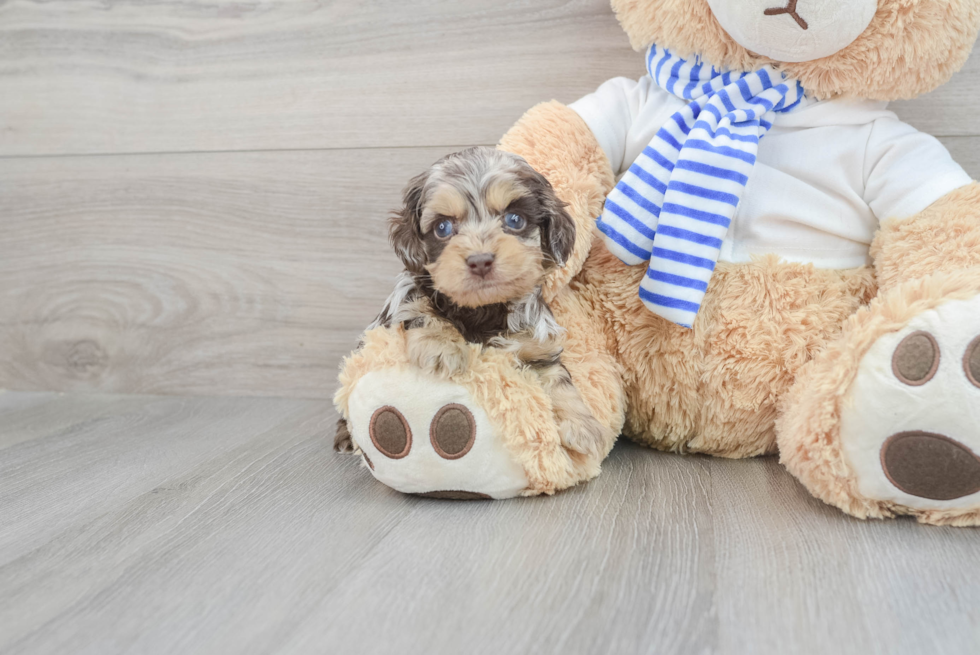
[1,0,979,398]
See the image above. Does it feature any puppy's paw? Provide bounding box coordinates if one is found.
[431,344,470,377]
[557,411,609,460]
[334,418,355,453]
[407,333,471,378]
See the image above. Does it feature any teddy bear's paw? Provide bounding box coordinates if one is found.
[344,367,529,499]
[839,294,980,513]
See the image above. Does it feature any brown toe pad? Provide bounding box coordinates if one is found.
[892,331,940,386]
[416,491,491,500]
[964,335,980,388]
[370,406,412,459]
[429,404,476,460]
[881,431,980,501]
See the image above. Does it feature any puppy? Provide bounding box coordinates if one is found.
[335,147,610,459]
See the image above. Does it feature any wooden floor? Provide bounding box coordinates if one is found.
[1,391,978,655]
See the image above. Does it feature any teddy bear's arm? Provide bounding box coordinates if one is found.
[861,117,979,292]
[864,119,973,225]
[498,101,628,454]
[871,181,980,292]
[498,101,616,298]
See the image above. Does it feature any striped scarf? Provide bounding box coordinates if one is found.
[596,45,808,328]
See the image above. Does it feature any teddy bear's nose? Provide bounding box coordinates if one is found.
[764,0,809,30]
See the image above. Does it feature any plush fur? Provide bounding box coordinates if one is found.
[611,0,980,100]
[338,0,980,518]
[578,246,878,458]
[334,321,621,495]
[495,91,980,515]
[871,182,980,292]
[777,268,980,526]
[488,0,980,519]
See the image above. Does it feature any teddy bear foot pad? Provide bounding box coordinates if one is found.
[840,295,980,511]
[346,368,529,499]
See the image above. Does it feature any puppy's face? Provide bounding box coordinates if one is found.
[390,147,575,308]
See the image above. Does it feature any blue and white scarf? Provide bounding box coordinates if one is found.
[596,45,808,328]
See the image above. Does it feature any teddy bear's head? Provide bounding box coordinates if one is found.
[611,0,980,100]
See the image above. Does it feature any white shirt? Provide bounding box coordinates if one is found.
[570,76,974,268]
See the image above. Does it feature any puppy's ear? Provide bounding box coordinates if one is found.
[543,199,576,268]
[528,170,575,268]
[389,171,428,274]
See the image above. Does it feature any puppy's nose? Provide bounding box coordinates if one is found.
[466,253,495,277]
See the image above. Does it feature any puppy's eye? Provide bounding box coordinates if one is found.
[503,213,526,231]
[434,219,455,239]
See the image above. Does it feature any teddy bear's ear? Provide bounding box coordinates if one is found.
[388,171,429,275]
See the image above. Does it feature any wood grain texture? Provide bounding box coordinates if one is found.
[709,460,980,654]
[2,139,978,399]
[0,0,643,157]
[1,391,978,655]
[0,0,977,157]
[0,147,457,397]
[1,0,978,398]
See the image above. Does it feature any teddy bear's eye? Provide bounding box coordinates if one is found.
[434,219,455,239]
[503,213,526,231]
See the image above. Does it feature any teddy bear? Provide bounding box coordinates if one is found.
[335,0,980,525]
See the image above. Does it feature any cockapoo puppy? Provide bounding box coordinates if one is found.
[335,147,610,459]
